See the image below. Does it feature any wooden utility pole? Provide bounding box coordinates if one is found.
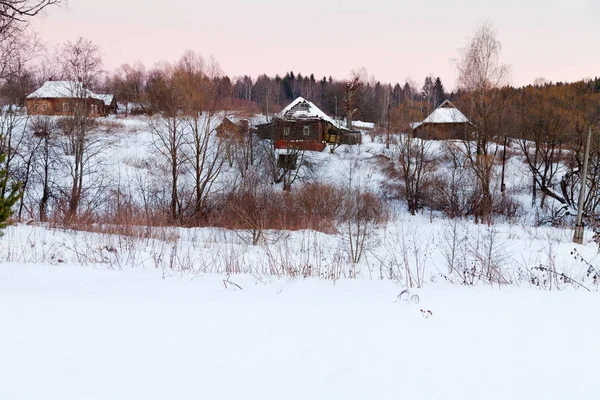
[500,135,507,193]
[574,124,592,244]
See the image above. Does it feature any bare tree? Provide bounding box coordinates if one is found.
[57,37,103,89]
[109,61,146,115]
[0,1,60,81]
[344,71,363,129]
[341,160,387,265]
[228,173,274,245]
[28,115,56,221]
[516,86,569,210]
[177,51,225,221]
[146,63,186,222]
[393,133,437,215]
[55,37,108,220]
[434,142,475,218]
[456,22,510,222]
[0,1,61,34]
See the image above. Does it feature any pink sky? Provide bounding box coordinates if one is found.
[33,0,599,90]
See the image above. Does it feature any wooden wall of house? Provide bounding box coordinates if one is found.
[276,119,322,142]
[413,123,472,141]
[105,99,118,114]
[25,98,107,117]
[258,118,361,152]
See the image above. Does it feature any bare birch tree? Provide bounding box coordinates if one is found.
[456,22,510,222]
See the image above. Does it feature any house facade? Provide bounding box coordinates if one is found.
[25,81,115,117]
[411,100,472,140]
[257,97,361,152]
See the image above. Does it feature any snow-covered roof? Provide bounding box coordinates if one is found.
[278,97,347,130]
[27,81,94,99]
[94,94,114,106]
[412,100,470,130]
[27,81,114,104]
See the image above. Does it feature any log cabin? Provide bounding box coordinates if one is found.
[216,116,250,139]
[256,97,361,152]
[411,100,473,140]
[25,80,115,117]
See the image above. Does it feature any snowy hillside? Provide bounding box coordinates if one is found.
[2,114,600,400]
[3,114,600,285]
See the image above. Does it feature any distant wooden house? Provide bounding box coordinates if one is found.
[256,97,361,152]
[25,80,115,117]
[411,100,473,140]
[96,94,117,114]
[216,116,250,139]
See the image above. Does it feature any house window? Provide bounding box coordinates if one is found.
[283,127,290,137]
[33,104,39,112]
[63,103,69,112]
[303,125,310,136]
[42,104,48,112]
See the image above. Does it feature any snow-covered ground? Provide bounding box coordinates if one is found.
[2,114,600,399]
[1,262,598,400]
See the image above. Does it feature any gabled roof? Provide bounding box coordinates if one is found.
[412,100,470,130]
[27,81,114,105]
[94,94,114,106]
[27,81,95,99]
[277,97,347,130]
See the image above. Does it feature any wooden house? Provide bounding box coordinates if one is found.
[411,100,473,140]
[216,116,250,139]
[25,80,114,117]
[256,97,361,152]
[96,94,117,114]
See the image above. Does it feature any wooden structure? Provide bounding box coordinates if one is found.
[96,94,117,114]
[411,100,472,140]
[256,97,361,152]
[25,80,115,117]
[216,116,250,138]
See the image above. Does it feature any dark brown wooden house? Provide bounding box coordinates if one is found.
[411,100,473,140]
[25,80,114,117]
[216,116,250,138]
[256,97,361,152]
[96,94,117,114]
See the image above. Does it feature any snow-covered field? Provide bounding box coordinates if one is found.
[1,262,598,400]
[2,114,600,399]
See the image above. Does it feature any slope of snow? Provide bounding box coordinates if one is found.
[1,262,598,400]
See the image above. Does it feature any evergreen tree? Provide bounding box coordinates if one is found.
[282,72,293,99]
[392,83,402,107]
[433,77,445,107]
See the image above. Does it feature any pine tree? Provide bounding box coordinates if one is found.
[0,140,22,232]
[433,77,445,107]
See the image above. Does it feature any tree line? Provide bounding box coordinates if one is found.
[1,4,600,245]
